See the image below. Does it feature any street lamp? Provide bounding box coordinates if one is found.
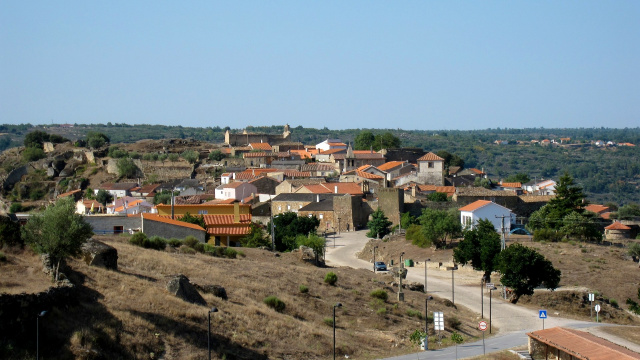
[489,286,497,334]
[398,252,405,301]
[373,246,378,272]
[333,303,342,360]
[424,295,433,350]
[424,258,431,294]
[208,307,218,360]
[337,217,341,235]
[37,310,47,360]
[447,265,458,305]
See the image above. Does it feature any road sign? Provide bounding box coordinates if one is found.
[486,283,494,289]
[589,293,595,302]
[478,321,487,331]
[539,310,547,319]
[434,312,444,331]
[595,304,601,313]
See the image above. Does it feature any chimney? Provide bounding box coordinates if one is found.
[234,202,240,223]
[334,185,338,194]
[412,185,416,197]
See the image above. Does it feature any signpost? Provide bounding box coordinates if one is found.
[478,321,487,355]
[539,310,547,329]
[595,304,601,323]
[589,293,595,320]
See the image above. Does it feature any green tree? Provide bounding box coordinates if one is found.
[86,131,110,149]
[24,130,50,149]
[497,243,561,304]
[528,173,587,231]
[436,151,465,168]
[559,211,602,242]
[0,215,23,248]
[406,224,429,247]
[373,132,401,150]
[419,208,462,248]
[505,173,531,184]
[296,233,326,265]
[240,222,270,248]
[268,212,320,252]
[154,190,173,205]
[179,212,206,229]
[21,198,93,281]
[426,192,448,202]
[116,158,139,178]
[181,150,199,164]
[612,203,640,220]
[354,131,375,150]
[453,219,501,282]
[208,150,226,161]
[400,212,418,229]
[95,189,113,208]
[367,208,393,238]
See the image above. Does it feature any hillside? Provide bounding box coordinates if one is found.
[1,235,486,360]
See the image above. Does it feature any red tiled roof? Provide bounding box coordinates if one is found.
[417,152,444,161]
[501,182,522,188]
[249,142,272,151]
[202,214,251,225]
[527,327,640,360]
[302,183,363,195]
[469,168,485,175]
[143,213,206,231]
[244,152,273,158]
[605,221,631,230]
[319,148,346,155]
[377,161,405,171]
[283,170,311,177]
[458,200,493,212]
[585,204,610,214]
[327,142,346,147]
[138,184,160,194]
[601,212,612,220]
[416,185,456,196]
[221,182,246,189]
[58,189,82,198]
[207,227,251,235]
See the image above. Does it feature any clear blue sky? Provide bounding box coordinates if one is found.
[1,1,638,130]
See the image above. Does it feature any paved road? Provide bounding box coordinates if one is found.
[324,230,640,359]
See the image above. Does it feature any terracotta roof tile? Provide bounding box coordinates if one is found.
[249,142,272,151]
[207,226,251,235]
[501,182,522,188]
[458,200,492,212]
[527,327,640,360]
[58,189,82,198]
[585,204,610,214]
[417,152,444,161]
[604,221,631,230]
[143,213,206,231]
[377,161,405,171]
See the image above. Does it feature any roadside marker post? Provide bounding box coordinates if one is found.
[595,304,601,323]
[588,293,595,320]
[539,310,547,329]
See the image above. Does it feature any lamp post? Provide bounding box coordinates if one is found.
[337,217,341,235]
[424,258,431,294]
[424,295,433,350]
[447,265,458,305]
[333,303,342,360]
[208,307,218,360]
[489,286,497,334]
[481,278,485,319]
[36,310,47,360]
[373,246,378,272]
[398,252,405,302]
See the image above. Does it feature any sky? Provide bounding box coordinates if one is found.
[1,1,639,130]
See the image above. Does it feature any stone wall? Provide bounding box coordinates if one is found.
[0,283,78,344]
[380,148,426,163]
[83,214,142,234]
[138,160,194,180]
[142,217,206,242]
[377,188,404,226]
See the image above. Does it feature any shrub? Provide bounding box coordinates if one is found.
[183,236,200,248]
[224,247,238,259]
[446,316,461,330]
[370,289,388,302]
[376,307,387,316]
[9,203,23,213]
[323,317,334,327]
[263,296,286,312]
[324,272,338,286]
[192,242,205,253]
[179,245,196,255]
[406,309,423,319]
[129,232,147,247]
[144,236,167,251]
[299,285,309,293]
[167,238,182,247]
[409,329,427,346]
[533,228,562,242]
[23,147,46,161]
[610,299,619,308]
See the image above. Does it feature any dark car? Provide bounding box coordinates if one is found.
[374,261,387,271]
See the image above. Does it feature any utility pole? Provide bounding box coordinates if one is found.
[495,214,509,250]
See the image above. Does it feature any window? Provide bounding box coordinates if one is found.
[198,210,208,215]
[113,226,124,234]
[214,237,221,246]
[278,206,282,211]
[319,214,324,219]
[428,162,434,168]
[287,205,291,211]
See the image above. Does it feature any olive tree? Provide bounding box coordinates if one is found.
[21,197,93,281]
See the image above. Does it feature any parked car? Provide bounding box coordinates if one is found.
[374,261,387,271]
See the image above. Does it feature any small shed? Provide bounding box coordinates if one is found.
[604,221,632,240]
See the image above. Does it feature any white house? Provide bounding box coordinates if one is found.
[109,199,155,215]
[458,200,515,233]
[94,182,138,198]
[215,182,258,201]
[315,139,347,152]
[523,179,557,195]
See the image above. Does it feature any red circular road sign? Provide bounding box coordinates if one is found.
[479,321,488,331]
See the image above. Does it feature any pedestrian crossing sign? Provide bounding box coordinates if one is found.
[539,310,547,319]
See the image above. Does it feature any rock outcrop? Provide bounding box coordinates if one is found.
[81,239,118,270]
[166,275,206,305]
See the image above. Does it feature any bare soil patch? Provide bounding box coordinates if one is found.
[0,248,53,294]
[600,325,640,346]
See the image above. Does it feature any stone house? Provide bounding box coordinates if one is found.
[604,221,632,240]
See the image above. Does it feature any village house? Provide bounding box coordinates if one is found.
[315,139,347,152]
[215,182,259,202]
[458,200,515,233]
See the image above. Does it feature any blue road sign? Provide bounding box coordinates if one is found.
[539,310,547,319]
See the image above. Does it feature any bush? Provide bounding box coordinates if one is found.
[370,289,388,302]
[144,236,167,251]
[192,242,205,253]
[324,272,338,286]
[179,245,196,255]
[224,247,238,259]
[129,232,147,247]
[167,238,182,248]
[263,296,286,312]
[9,203,23,213]
[446,316,461,330]
[376,307,387,316]
[533,228,563,242]
[407,224,431,248]
[23,147,46,162]
[183,236,200,248]
[299,285,309,293]
[323,317,334,327]
[406,309,423,319]
[409,329,427,346]
[610,299,619,308]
